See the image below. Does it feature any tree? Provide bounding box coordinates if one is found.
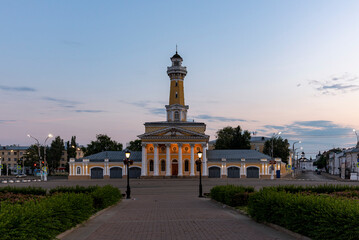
[83,134,123,156]
[47,136,65,174]
[24,144,43,170]
[214,126,251,150]
[263,137,290,163]
[66,136,78,160]
[127,139,142,151]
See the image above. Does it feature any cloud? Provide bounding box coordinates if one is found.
[308,73,359,95]
[75,110,105,113]
[122,100,167,116]
[0,85,36,92]
[195,114,247,122]
[42,97,81,107]
[262,120,352,139]
[148,108,166,116]
[0,120,16,124]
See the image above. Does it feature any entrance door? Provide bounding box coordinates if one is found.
[228,167,240,178]
[110,167,122,178]
[129,167,141,179]
[247,167,259,178]
[91,168,103,179]
[208,167,221,178]
[172,160,178,176]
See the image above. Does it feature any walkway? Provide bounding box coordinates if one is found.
[60,180,296,240]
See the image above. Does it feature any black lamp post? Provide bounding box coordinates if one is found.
[195,150,203,198]
[123,150,133,199]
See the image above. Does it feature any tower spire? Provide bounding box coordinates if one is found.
[176,44,178,54]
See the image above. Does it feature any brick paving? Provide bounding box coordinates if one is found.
[59,180,297,240]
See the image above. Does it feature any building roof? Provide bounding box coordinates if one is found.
[207,149,272,161]
[77,151,142,162]
[0,146,29,150]
[171,52,183,60]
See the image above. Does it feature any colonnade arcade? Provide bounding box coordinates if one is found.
[141,143,207,177]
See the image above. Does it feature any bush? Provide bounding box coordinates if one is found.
[49,185,99,195]
[91,185,122,210]
[0,185,122,240]
[210,185,255,207]
[0,186,47,196]
[248,188,359,240]
[0,193,93,240]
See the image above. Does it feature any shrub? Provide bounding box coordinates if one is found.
[0,193,93,240]
[91,185,122,210]
[248,188,359,240]
[49,185,99,195]
[210,185,254,207]
[0,186,47,196]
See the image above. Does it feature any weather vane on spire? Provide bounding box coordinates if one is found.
[176,44,178,53]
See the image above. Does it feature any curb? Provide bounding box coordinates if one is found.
[56,201,122,240]
[209,199,311,240]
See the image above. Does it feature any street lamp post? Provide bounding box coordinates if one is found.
[195,151,203,198]
[27,134,53,181]
[292,141,301,176]
[353,129,359,148]
[271,132,282,158]
[123,150,133,199]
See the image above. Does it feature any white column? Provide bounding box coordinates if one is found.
[166,144,171,176]
[243,163,246,176]
[82,162,85,175]
[202,144,208,176]
[178,144,183,176]
[261,163,264,175]
[154,144,159,176]
[141,144,147,176]
[69,164,72,176]
[190,144,195,176]
[122,164,126,176]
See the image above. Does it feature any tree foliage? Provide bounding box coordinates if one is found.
[24,144,43,169]
[263,137,290,163]
[66,136,78,160]
[127,139,142,151]
[47,136,65,174]
[214,126,251,150]
[83,134,123,157]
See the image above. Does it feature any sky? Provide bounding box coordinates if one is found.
[1,0,359,158]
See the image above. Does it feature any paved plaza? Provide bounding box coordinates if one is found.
[3,175,357,240]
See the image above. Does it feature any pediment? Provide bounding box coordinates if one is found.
[138,127,208,139]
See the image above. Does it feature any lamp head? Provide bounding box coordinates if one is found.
[125,150,131,159]
[299,141,302,144]
[197,150,203,159]
[27,134,30,138]
[48,134,53,138]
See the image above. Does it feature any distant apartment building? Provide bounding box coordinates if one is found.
[0,145,84,173]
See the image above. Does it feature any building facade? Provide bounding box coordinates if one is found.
[69,52,287,180]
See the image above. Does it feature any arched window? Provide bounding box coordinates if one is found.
[149,160,154,172]
[161,160,166,171]
[76,166,81,175]
[185,160,189,172]
[175,92,178,98]
[175,81,178,87]
[174,111,180,121]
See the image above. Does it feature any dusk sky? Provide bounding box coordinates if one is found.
[1,0,359,158]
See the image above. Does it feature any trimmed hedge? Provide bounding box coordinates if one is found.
[0,186,47,196]
[0,185,122,240]
[248,188,359,240]
[0,193,93,240]
[265,184,359,194]
[210,185,255,207]
[49,185,99,195]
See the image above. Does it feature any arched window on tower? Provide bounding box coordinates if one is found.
[161,160,166,171]
[149,160,154,172]
[185,160,189,172]
[174,111,180,121]
[175,92,178,98]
